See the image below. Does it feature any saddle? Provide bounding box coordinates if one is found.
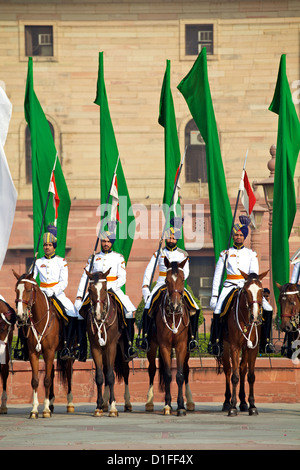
[50,296,69,325]
[148,286,197,317]
[220,288,239,319]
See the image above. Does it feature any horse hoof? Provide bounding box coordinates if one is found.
[0,407,7,414]
[186,402,195,412]
[29,412,38,419]
[145,403,154,412]
[222,402,231,412]
[42,411,52,418]
[239,404,249,412]
[163,405,171,415]
[109,410,119,417]
[249,407,258,416]
[177,409,186,417]
[94,409,103,417]
[124,404,132,412]
[67,405,75,413]
[228,408,238,417]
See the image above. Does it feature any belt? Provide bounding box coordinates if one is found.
[226,274,244,280]
[159,272,166,277]
[107,276,118,282]
[40,282,58,288]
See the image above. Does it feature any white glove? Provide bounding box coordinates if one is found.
[74,298,83,312]
[142,287,150,303]
[210,296,218,310]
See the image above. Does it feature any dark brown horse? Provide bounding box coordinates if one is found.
[0,299,16,414]
[13,271,74,418]
[83,269,131,417]
[221,270,268,416]
[277,282,300,359]
[145,258,194,416]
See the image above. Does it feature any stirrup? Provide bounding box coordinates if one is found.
[125,346,138,362]
[136,336,150,352]
[207,341,222,357]
[60,347,72,361]
[188,339,198,352]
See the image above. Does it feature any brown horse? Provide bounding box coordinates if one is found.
[276,282,300,359]
[83,269,131,417]
[0,299,16,414]
[13,271,74,418]
[221,270,268,416]
[145,257,194,416]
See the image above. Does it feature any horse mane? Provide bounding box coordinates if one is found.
[90,272,106,284]
[247,273,259,281]
[171,262,178,275]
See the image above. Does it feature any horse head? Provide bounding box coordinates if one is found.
[86,268,111,321]
[0,300,16,338]
[13,270,38,323]
[164,257,187,314]
[276,281,300,333]
[239,270,268,322]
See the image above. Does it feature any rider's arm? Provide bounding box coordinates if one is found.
[52,259,68,297]
[211,251,226,297]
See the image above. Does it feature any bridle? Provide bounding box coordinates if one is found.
[161,266,187,334]
[15,278,51,353]
[235,282,263,349]
[279,287,300,330]
[88,278,115,347]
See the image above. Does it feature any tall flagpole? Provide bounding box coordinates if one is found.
[218,149,248,297]
[81,155,120,299]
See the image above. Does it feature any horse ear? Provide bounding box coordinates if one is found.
[12,269,20,280]
[258,270,269,281]
[239,269,248,280]
[103,267,111,277]
[164,257,170,268]
[179,257,188,269]
[275,281,282,289]
[84,269,93,279]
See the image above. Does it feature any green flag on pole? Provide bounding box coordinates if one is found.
[159,59,185,250]
[24,57,71,259]
[269,54,300,312]
[94,52,135,263]
[177,48,232,262]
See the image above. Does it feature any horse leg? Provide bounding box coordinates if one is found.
[49,364,55,413]
[122,362,132,412]
[184,354,195,412]
[239,349,249,412]
[42,352,56,418]
[66,359,75,413]
[247,350,258,416]
[105,348,118,417]
[0,365,8,414]
[228,347,239,417]
[29,354,40,419]
[174,344,186,416]
[222,342,232,412]
[159,346,172,415]
[145,341,157,412]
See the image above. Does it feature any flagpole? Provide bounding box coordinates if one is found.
[218,149,248,298]
[29,153,59,275]
[81,155,120,299]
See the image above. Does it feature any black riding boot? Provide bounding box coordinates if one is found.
[188,309,200,352]
[75,318,87,362]
[60,316,77,360]
[136,309,152,352]
[260,309,274,354]
[124,318,137,362]
[207,314,223,357]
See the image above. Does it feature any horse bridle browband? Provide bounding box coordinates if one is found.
[280,289,300,320]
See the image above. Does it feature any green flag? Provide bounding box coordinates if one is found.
[24,57,71,259]
[94,52,135,263]
[159,60,185,250]
[177,48,232,261]
[269,54,300,311]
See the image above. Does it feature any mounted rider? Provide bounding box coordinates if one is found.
[33,224,87,361]
[75,222,137,362]
[208,216,273,356]
[137,217,200,352]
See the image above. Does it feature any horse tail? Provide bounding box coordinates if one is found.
[158,348,172,392]
[57,355,68,385]
[114,343,124,383]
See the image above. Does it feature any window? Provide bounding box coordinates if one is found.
[25,25,53,57]
[25,122,55,183]
[185,24,214,56]
[185,120,207,183]
[189,256,215,309]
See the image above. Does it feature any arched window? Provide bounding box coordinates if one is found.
[25,121,55,183]
[184,119,207,183]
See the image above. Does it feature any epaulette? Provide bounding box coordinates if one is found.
[177,247,189,258]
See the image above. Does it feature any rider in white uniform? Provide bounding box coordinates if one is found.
[137,217,199,352]
[75,224,137,361]
[33,225,86,361]
[208,216,273,356]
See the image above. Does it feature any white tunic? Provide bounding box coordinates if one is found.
[142,246,191,309]
[291,262,300,283]
[76,250,136,318]
[33,255,78,318]
[211,245,272,313]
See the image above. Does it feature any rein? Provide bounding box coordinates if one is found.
[89,289,116,347]
[235,288,261,349]
[161,290,187,335]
